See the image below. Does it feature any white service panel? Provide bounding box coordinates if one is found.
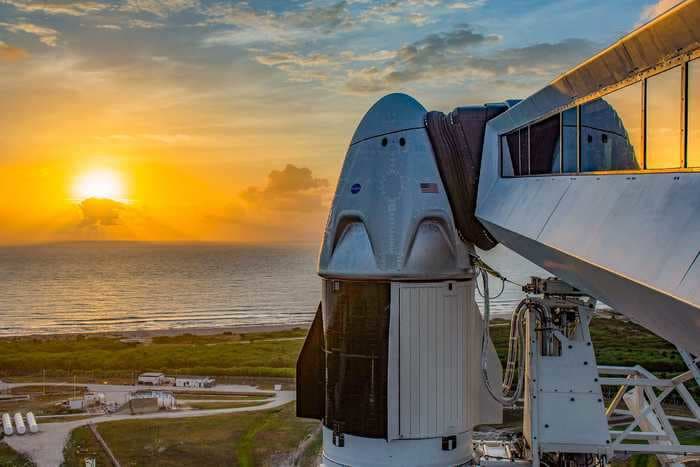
[396,281,480,439]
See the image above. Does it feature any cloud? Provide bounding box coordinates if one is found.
[255,51,335,67]
[407,0,442,5]
[448,0,485,10]
[344,25,500,92]
[485,38,598,75]
[344,33,596,93]
[203,2,355,46]
[0,0,107,16]
[340,50,397,62]
[0,21,59,46]
[250,24,504,88]
[62,197,189,241]
[355,1,405,25]
[245,21,593,95]
[205,164,331,242]
[121,0,197,17]
[201,0,484,51]
[79,198,126,227]
[354,0,446,26]
[640,0,684,22]
[407,13,430,26]
[289,1,353,33]
[408,25,501,51]
[240,164,329,213]
[0,41,28,61]
[127,18,165,28]
[96,24,122,30]
[253,51,339,82]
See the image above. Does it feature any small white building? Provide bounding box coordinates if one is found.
[66,398,84,410]
[129,390,176,410]
[137,372,166,386]
[64,393,105,411]
[174,375,215,388]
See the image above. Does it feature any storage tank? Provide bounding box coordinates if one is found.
[13,413,25,435]
[2,413,13,436]
[26,412,38,434]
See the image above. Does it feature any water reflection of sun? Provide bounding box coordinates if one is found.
[72,169,126,202]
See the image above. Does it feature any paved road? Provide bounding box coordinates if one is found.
[178,398,275,403]
[2,382,295,467]
[3,381,276,393]
[2,381,277,406]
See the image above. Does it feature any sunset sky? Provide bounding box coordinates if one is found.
[0,0,679,244]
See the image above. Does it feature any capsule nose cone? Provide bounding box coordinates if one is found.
[350,93,427,145]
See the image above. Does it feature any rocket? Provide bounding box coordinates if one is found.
[297,93,507,467]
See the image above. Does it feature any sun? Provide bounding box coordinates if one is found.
[72,169,126,201]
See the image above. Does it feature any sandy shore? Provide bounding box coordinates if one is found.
[0,323,309,340]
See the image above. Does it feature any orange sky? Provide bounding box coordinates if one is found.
[0,156,332,244]
[0,0,663,245]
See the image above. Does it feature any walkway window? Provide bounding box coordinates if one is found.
[501,128,529,176]
[562,108,578,172]
[688,59,700,167]
[580,82,643,172]
[529,114,561,174]
[646,66,683,169]
[519,127,529,175]
[501,134,515,176]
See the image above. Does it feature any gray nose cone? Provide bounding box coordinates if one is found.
[320,93,471,280]
[350,93,427,145]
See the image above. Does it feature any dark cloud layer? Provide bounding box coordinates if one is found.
[234,8,597,94]
[79,197,125,227]
[291,1,352,33]
[345,31,597,93]
[489,38,598,72]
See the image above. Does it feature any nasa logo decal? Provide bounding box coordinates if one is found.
[351,183,361,194]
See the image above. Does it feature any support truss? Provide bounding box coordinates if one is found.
[599,364,700,464]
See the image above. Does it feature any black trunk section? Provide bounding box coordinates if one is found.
[296,303,326,420]
[323,280,390,439]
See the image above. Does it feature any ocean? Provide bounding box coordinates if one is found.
[0,242,545,336]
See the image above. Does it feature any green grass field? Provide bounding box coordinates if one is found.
[181,401,266,410]
[0,328,308,382]
[61,403,318,467]
[0,442,35,467]
[170,393,273,401]
[62,425,113,467]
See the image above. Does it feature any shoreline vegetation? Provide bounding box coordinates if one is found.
[0,327,308,383]
[0,316,693,385]
[0,323,304,341]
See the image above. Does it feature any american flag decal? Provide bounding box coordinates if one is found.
[420,182,439,193]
